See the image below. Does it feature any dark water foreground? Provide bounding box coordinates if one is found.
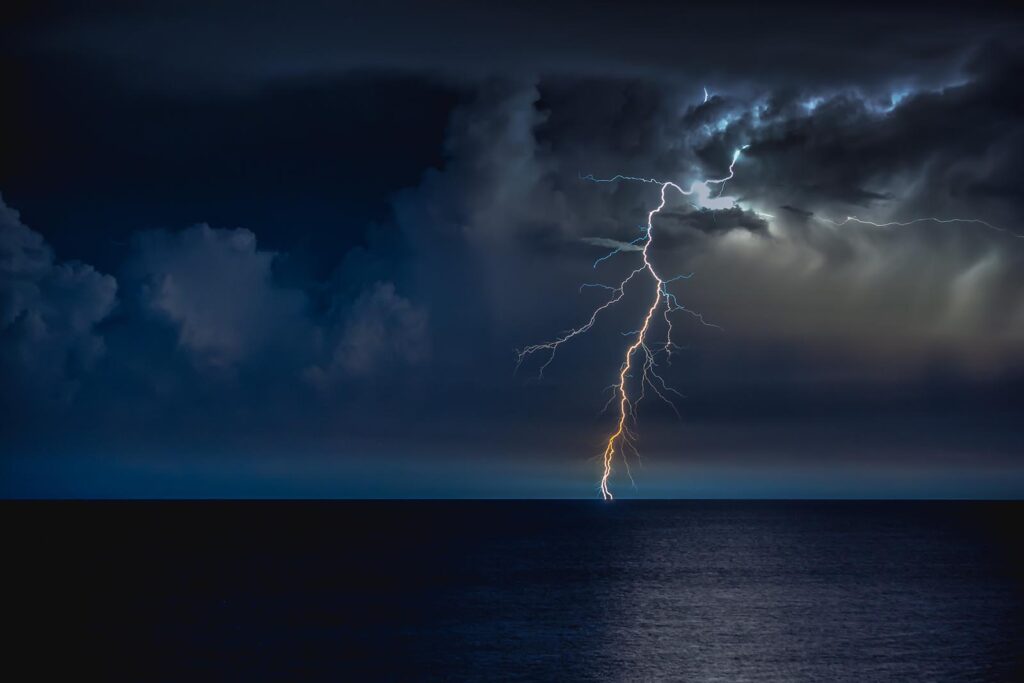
[7,501,1024,680]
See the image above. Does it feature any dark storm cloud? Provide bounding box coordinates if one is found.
[1,1,1021,496]
[657,207,770,237]
[781,205,814,219]
[0,57,460,272]
[412,66,1023,363]
[7,0,1021,91]
[730,44,1024,223]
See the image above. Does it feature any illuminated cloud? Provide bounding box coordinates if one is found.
[129,224,309,369]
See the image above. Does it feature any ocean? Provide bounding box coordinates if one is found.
[8,501,1023,680]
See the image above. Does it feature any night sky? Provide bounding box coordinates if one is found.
[2,1,1022,498]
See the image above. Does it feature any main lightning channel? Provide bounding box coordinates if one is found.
[518,156,742,499]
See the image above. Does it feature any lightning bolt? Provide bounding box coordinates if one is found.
[520,107,1018,499]
[820,215,1023,239]
[518,152,742,500]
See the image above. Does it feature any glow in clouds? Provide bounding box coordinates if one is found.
[520,86,1019,499]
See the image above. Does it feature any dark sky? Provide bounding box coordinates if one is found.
[2,1,1022,498]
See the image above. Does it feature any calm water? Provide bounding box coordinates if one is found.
[9,501,1024,680]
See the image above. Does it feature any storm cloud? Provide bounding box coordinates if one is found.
[1,0,1021,497]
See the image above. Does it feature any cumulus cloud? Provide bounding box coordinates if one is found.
[306,281,428,386]
[0,196,117,403]
[128,224,309,369]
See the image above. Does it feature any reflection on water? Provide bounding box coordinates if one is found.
[11,501,1024,680]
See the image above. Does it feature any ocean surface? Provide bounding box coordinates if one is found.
[8,501,1024,680]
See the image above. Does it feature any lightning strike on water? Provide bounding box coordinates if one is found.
[520,97,1019,499]
[518,152,744,499]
